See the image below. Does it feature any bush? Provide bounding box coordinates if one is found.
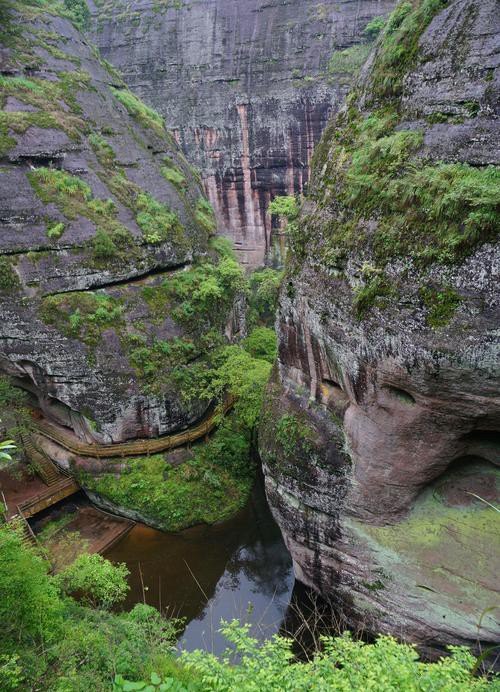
[0,523,63,645]
[57,553,130,609]
[119,620,493,691]
[244,326,277,364]
[269,195,299,220]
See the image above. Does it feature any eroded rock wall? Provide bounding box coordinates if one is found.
[260,0,500,654]
[0,1,243,442]
[90,0,395,266]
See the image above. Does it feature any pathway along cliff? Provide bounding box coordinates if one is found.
[32,396,235,459]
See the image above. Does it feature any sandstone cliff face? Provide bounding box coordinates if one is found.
[260,0,500,653]
[0,1,243,443]
[90,0,395,267]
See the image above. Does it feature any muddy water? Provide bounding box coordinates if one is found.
[105,477,294,653]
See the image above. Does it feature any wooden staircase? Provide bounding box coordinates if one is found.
[21,434,66,486]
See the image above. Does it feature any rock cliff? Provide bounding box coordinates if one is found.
[260,0,500,654]
[0,0,244,443]
[89,0,395,267]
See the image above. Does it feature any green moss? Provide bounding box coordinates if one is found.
[275,413,315,459]
[353,272,395,318]
[419,285,462,328]
[79,423,254,531]
[301,7,500,283]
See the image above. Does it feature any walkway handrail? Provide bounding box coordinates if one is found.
[32,395,235,459]
[18,478,79,513]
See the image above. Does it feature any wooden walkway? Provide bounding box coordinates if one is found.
[32,395,235,459]
[18,477,81,519]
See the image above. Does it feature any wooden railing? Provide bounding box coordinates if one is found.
[33,395,235,459]
[18,477,80,518]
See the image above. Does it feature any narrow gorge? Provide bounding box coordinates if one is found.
[0,0,499,689]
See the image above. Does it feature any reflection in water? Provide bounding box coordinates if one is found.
[105,475,294,653]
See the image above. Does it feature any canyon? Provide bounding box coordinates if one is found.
[0,0,499,670]
[90,0,395,266]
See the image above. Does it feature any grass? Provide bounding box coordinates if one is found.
[111,87,165,138]
[195,197,217,235]
[370,0,448,101]
[135,192,185,245]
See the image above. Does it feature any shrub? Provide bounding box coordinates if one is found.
[244,326,277,364]
[135,192,183,244]
[269,195,299,220]
[248,267,283,325]
[0,523,63,645]
[364,15,386,38]
[0,257,18,292]
[118,620,492,690]
[57,553,130,609]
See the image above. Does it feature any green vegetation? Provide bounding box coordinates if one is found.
[46,220,65,239]
[370,0,448,100]
[364,15,386,38]
[28,166,184,251]
[419,285,462,328]
[89,132,116,167]
[244,326,277,364]
[135,191,184,244]
[57,553,130,609]
[62,0,91,30]
[0,257,19,292]
[2,523,492,690]
[81,424,254,531]
[300,0,500,321]
[41,291,124,346]
[328,43,372,79]
[161,160,186,188]
[269,195,299,220]
[195,196,217,235]
[248,267,283,326]
[275,413,314,459]
[0,71,90,141]
[0,523,188,691]
[111,87,166,138]
[124,620,494,691]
